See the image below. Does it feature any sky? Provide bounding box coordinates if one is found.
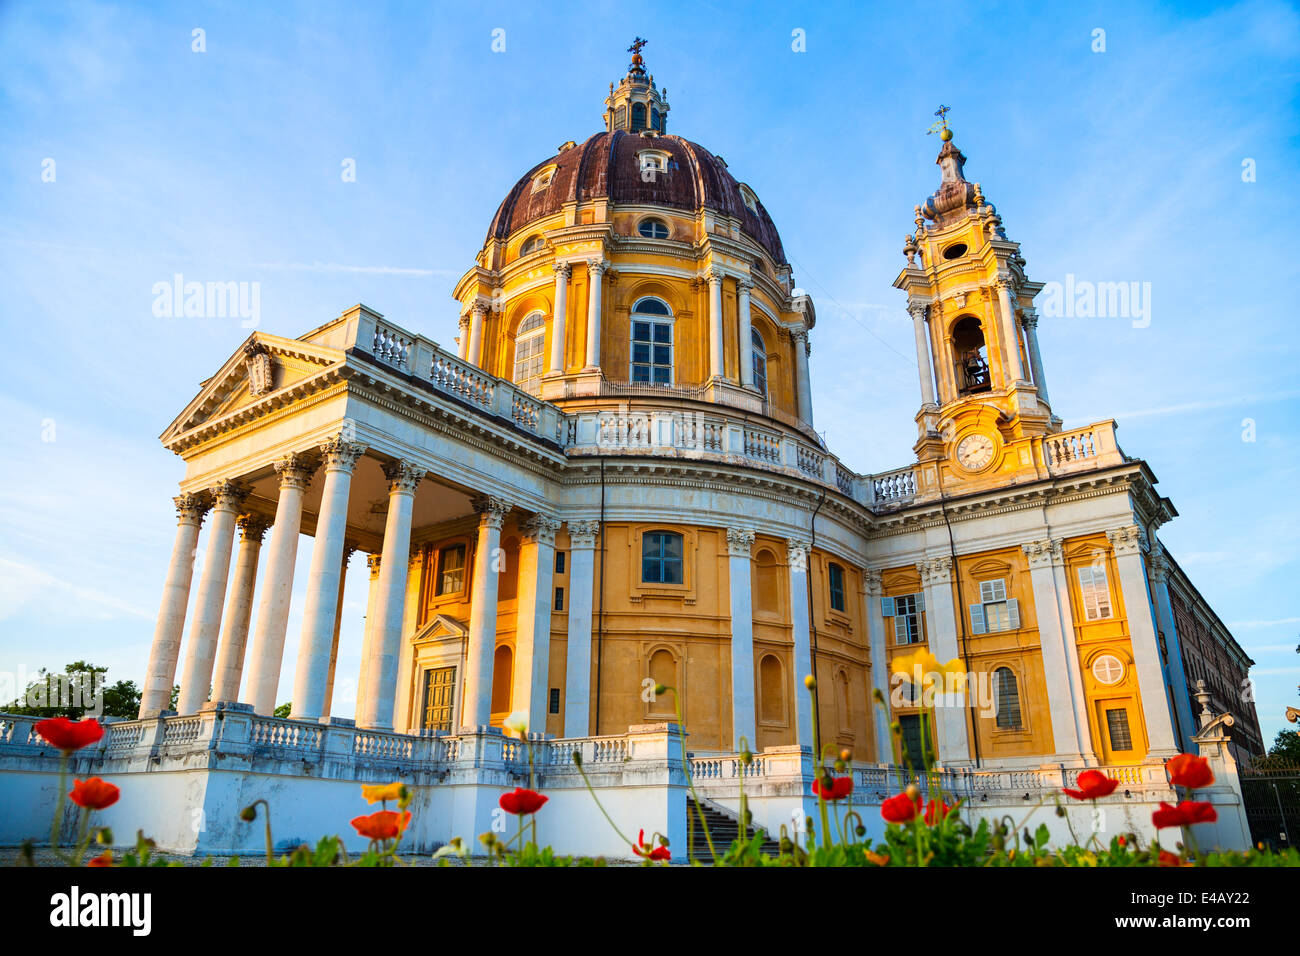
[0,1,1296,745]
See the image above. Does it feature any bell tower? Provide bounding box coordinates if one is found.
[894,110,1059,490]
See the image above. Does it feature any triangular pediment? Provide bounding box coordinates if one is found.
[413,614,468,644]
[160,333,345,443]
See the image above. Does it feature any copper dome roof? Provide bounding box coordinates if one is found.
[486,130,787,265]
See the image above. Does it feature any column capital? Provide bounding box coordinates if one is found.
[1147,543,1171,584]
[471,494,512,529]
[210,479,250,513]
[470,301,487,319]
[383,459,424,494]
[1019,307,1039,329]
[319,436,367,472]
[1106,524,1147,556]
[786,537,810,570]
[586,258,607,277]
[567,519,600,549]
[174,492,210,526]
[916,555,953,584]
[725,527,755,558]
[553,260,573,280]
[862,567,883,595]
[994,274,1018,294]
[367,553,382,575]
[274,453,315,491]
[458,314,470,330]
[907,302,929,322]
[1021,537,1064,569]
[522,513,562,546]
[736,277,754,294]
[237,512,271,542]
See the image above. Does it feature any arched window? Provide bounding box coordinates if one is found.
[513,312,546,397]
[648,649,675,715]
[751,328,768,397]
[993,667,1022,730]
[631,102,647,131]
[630,297,673,384]
[759,655,784,723]
[753,548,779,615]
[519,234,545,256]
[952,316,991,394]
[491,645,513,716]
[642,530,683,584]
[637,217,669,239]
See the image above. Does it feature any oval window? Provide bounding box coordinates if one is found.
[942,243,968,260]
[638,218,670,240]
[1092,654,1125,685]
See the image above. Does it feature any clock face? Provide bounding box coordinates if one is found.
[955,433,996,471]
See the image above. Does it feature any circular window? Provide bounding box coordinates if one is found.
[638,218,670,240]
[942,243,968,260]
[1092,654,1125,685]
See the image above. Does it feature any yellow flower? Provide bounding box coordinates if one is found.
[864,850,890,866]
[890,649,968,693]
[503,711,529,737]
[362,782,406,805]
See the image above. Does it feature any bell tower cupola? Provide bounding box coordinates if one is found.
[894,108,1059,488]
[603,37,670,134]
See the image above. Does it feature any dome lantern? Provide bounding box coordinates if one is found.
[604,37,670,134]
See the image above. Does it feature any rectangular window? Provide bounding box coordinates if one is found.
[1106,708,1134,751]
[631,320,673,385]
[436,544,466,596]
[828,563,846,612]
[1077,566,1113,620]
[892,593,923,644]
[548,688,561,715]
[970,578,1019,634]
[553,586,564,611]
[422,666,456,733]
[554,550,566,574]
[641,531,684,584]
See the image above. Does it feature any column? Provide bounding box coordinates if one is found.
[211,513,270,703]
[354,553,382,725]
[917,557,971,766]
[356,460,424,730]
[786,538,815,750]
[291,437,365,721]
[908,303,937,407]
[707,267,725,380]
[467,304,485,367]
[457,315,471,361]
[994,276,1027,383]
[584,259,605,369]
[737,279,755,389]
[321,544,355,718]
[563,520,600,737]
[140,493,210,716]
[177,480,249,714]
[1107,525,1179,759]
[792,329,814,427]
[1020,308,1050,405]
[1023,539,1093,765]
[513,513,561,733]
[1148,543,1197,753]
[862,568,893,762]
[462,495,512,728]
[726,528,757,750]
[548,262,571,374]
[244,453,314,716]
[392,547,425,732]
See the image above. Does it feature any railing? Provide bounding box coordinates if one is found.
[870,465,917,505]
[251,716,323,752]
[1042,420,1125,474]
[690,754,768,781]
[372,321,413,372]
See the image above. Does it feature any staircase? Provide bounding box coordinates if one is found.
[684,797,781,861]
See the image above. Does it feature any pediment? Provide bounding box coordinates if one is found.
[413,614,468,644]
[161,333,345,442]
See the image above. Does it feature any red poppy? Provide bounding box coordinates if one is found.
[881,791,922,824]
[1157,849,1183,867]
[1152,800,1217,829]
[1166,754,1214,790]
[69,777,120,811]
[632,829,671,862]
[811,775,854,801]
[1117,835,1127,847]
[86,852,114,867]
[924,799,953,824]
[350,810,411,841]
[1062,769,1120,800]
[499,787,548,815]
[35,717,103,752]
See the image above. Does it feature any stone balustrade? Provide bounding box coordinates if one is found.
[1042,419,1126,474]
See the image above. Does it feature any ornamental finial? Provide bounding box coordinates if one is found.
[927,104,953,142]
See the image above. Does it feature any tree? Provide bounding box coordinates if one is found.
[274,702,292,718]
[2,661,142,719]
[1266,729,1300,765]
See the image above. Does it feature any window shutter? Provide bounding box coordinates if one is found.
[969,603,986,634]
[881,596,895,617]
[915,591,926,613]
[1006,598,1021,630]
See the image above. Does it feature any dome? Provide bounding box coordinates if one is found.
[485,130,788,266]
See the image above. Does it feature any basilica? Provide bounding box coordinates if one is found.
[136,43,1262,784]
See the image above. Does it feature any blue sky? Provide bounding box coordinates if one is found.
[1,1,1296,744]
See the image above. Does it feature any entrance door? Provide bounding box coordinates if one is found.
[898,713,934,770]
[422,666,456,733]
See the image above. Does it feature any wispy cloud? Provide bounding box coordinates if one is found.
[250,261,453,277]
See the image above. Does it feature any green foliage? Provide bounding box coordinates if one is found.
[273,702,292,718]
[3,661,141,719]
[1264,729,1300,766]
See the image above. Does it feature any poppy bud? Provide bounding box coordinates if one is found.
[834,759,846,772]
[239,805,257,823]
[855,825,866,837]
[839,748,852,763]
[1055,806,1066,817]
[743,809,752,826]
[654,683,668,697]
[97,827,113,845]
[872,688,884,703]
[658,835,670,847]
[804,675,816,690]
[905,784,920,801]
[571,749,583,767]
[741,749,753,766]
[890,721,902,736]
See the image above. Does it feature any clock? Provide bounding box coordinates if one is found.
[955,433,996,472]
